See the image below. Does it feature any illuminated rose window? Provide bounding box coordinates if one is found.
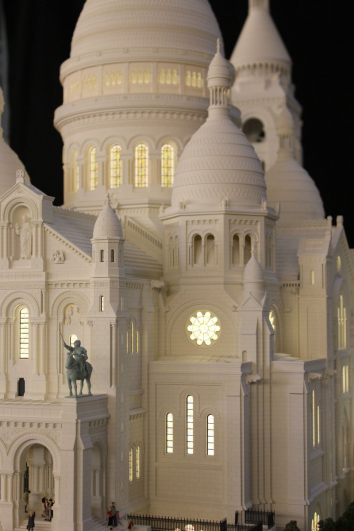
[187,311,220,346]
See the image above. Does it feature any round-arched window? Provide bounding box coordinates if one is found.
[243,118,266,143]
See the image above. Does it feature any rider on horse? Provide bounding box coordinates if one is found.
[63,339,88,379]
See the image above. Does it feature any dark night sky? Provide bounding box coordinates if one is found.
[3,1,353,244]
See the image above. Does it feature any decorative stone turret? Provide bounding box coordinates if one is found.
[242,245,265,303]
[266,108,325,223]
[230,0,303,172]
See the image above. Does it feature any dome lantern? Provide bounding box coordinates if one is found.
[169,42,266,211]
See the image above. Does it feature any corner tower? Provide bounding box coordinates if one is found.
[54,0,222,236]
[230,0,303,172]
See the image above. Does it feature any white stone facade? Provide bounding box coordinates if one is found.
[0,1,353,531]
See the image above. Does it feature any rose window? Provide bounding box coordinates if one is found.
[187,311,220,346]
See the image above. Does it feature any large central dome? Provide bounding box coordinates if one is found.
[70,0,221,61]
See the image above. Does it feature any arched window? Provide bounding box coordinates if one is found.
[135,144,148,187]
[136,329,139,353]
[174,236,179,267]
[269,309,280,352]
[312,389,321,449]
[89,147,98,190]
[311,512,320,531]
[130,321,134,353]
[207,414,215,456]
[342,364,349,394]
[100,250,104,262]
[193,235,202,266]
[232,234,240,266]
[99,296,105,312]
[186,395,194,454]
[135,446,140,479]
[110,145,121,188]
[129,448,133,482]
[70,149,79,192]
[338,295,347,350]
[19,307,29,359]
[166,413,173,453]
[161,144,174,188]
[69,334,78,347]
[111,250,115,262]
[206,234,215,265]
[244,235,252,264]
[169,236,174,268]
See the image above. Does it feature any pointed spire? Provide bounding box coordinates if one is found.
[207,39,234,116]
[0,87,4,139]
[249,0,269,11]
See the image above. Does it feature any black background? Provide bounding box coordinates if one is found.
[3,1,353,244]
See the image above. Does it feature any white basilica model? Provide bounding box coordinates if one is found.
[0,1,352,530]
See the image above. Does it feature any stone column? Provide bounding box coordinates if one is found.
[0,319,7,398]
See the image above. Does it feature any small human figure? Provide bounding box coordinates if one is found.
[23,490,31,513]
[110,502,117,527]
[44,499,51,521]
[27,511,36,531]
[71,305,81,326]
[63,339,88,379]
[107,509,113,529]
[49,498,54,521]
[41,496,46,517]
[128,520,134,529]
[15,215,32,259]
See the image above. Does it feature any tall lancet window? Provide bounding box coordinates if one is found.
[338,295,347,350]
[129,448,133,482]
[161,144,174,187]
[89,147,98,190]
[207,415,215,456]
[166,413,173,453]
[19,307,29,359]
[186,395,194,454]
[110,145,121,188]
[135,144,148,187]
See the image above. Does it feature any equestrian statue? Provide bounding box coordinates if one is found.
[60,332,93,397]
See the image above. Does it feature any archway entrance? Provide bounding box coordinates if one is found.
[18,443,56,527]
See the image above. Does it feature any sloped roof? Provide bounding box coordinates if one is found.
[49,207,162,277]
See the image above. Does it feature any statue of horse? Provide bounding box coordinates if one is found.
[65,351,93,397]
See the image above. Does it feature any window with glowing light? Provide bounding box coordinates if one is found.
[161,144,174,187]
[207,414,215,456]
[311,512,320,531]
[343,364,349,393]
[89,147,98,190]
[166,413,173,453]
[187,311,220,346]
[136,446,140,479]
[129,448,133,482]
[99,296,105,312]
[312,389,321,449]
[19,307,29,359]
[110,145,121,188]
[338,295,347,350]
[186,396,194,454]
[134,144,148,187]
[337,256,341,272]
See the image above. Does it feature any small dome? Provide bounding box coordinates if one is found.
[70,0,222,62]
[93,196,123,239]
[0,88,30,196]
[171,46,265,210]
[230,1,290,73]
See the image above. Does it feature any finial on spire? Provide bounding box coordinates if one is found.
[251,244,257,257]
[217,38,221,54]
[16,169,25,184]
[105,193,111,207]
